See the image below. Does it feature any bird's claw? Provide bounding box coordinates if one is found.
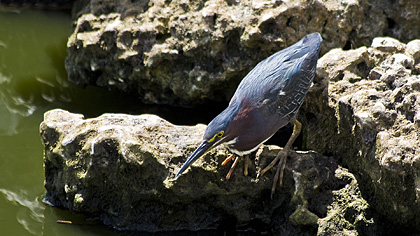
[222,154,235,166]
[225,156,240,179]
[258,150,283,178]
[223,155,251,179]
[271,151,288,198]
[244,155,250,176]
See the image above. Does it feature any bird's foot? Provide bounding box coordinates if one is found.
[222,154,235,166]
[222,154,251,179]
[255,148,288,198]
[225,155,240,179]
[271,150,288,198]
[258,149,284,178]
[259,119,301,197]
[244,155,250,176]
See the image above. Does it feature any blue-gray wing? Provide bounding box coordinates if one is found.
[265,52,317,120]
[233,33,322,120]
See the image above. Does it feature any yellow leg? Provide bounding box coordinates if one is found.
[222,154,252,179]
[244,155,250,176]
[222,154,235,166]
[270,150,288,199]
[257,119,302,196]
[226,156,241,179]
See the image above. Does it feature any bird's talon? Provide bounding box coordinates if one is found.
[244,155,250,176]
[271,161,282,199]
[222,154,235,166]
[259,156,279,177]
[226,156,240,180]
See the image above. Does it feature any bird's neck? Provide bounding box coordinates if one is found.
[224,98,257,137]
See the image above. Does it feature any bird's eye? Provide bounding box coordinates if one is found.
[208,131,224,143]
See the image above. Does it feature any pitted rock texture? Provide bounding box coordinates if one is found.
[317,167,374,236]
[65,0,420,106]
[301,37,420,230]
[40,109,373,234]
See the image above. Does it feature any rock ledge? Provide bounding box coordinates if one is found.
[41,109,370,234]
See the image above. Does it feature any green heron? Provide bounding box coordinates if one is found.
[175,33,322,196]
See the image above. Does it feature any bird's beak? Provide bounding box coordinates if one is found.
[174,140,213,179]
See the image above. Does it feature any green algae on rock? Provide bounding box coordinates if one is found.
[317,167,374,236]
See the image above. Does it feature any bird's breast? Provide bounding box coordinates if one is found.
[225,103,287,155]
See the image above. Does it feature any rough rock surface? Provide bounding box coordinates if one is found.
[41,109,374,234]
[317,167,374,236]
[66,0,420,106]
[301,37,420,230]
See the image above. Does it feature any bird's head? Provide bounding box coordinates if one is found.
[174,103,239,179]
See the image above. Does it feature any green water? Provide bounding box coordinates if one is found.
[0,8,153,236]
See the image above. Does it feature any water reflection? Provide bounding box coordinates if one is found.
[0,8,72,236]
[0,103,19,135]
[0,188,45,235]
[0,9,71,117]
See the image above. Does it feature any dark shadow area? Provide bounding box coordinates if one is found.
[343,40,353,50]
[56,83,301,150]
[58,84,229,126]
[266,123,303,150]
[0,0,73,11]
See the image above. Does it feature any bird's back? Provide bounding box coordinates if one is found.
[233,33,322,121]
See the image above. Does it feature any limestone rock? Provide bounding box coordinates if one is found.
[317,167,374,236]
[40,109,370,234]
[64,0,420,106]
[301,37,420,230]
